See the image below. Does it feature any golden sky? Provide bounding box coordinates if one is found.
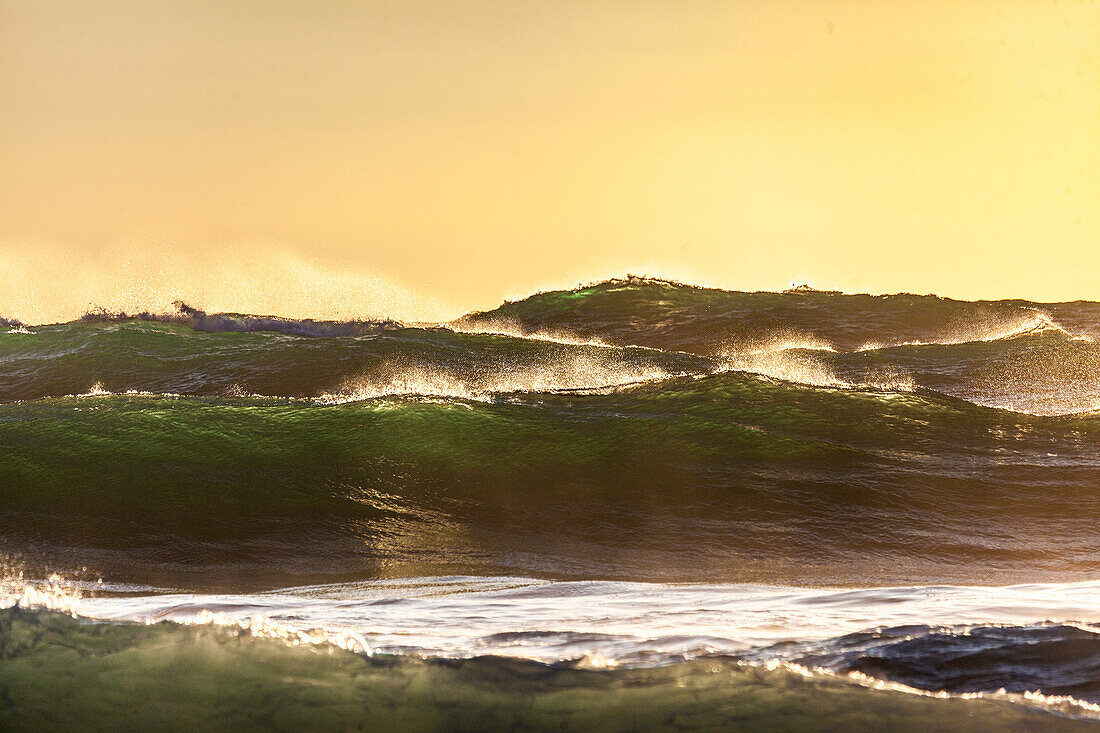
[1,0,1097,323]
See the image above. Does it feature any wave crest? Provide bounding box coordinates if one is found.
[78,301,401,338]
[320,352,686,403]
[857,310,1083,351]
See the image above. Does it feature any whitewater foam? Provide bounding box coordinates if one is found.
[8,572,1100,719]
[448,319,623,350]
[318,354,689,403]
[70,384,183,400]
[8,575,1100,667]
[722,350,915,393]
[822,668,1100,719]
[856,310,1082,352]
[0,572,85,616]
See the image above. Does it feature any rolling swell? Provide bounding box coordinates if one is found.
[2,371,1098,590]
[3,279,1100,592]
[455,276,1100,354]
[0,320,709,403]
[3,310,1098,416]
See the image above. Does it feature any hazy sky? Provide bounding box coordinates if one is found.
[1,0,1097,322]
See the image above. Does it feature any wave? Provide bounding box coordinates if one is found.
[80,300,401,337]
[448,319,622,350]
[454,276,1100,355]
[315,364,684,403]
[794,623,1100,705]
[5,576,1100,727]
[855,310,1086,351]
[0,319,711,403]
[9,276,1100,352]
[9,574,1100,671]
[821,329,1100,416]
[5,275,1100,728]
[5,607,1088,732]
[2,373,1098,591]
[7,313,1097,414]
[720,349,915,392]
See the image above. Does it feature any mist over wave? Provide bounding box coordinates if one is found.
[0,244,457,326]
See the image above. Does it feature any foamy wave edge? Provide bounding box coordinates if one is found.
[5,575,1099,721]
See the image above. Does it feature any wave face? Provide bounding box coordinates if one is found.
[455,276,1100,353]
[2,375,1099,590]
[0,319,705,402]
[8,606,1094,733]
[4,276,1100,727]
[5,578,1100,729]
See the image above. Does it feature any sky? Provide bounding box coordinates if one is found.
[1,0,1097,323]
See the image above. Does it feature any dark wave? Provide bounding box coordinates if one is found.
[3,313,1098,416]
[3,278,1100,590]
[2,608,1094,732]
[0,319,708,403]
[455,276,1100,354]
[792,622,1100,703]
[806,329,1100,415]
[2,372,1098,591]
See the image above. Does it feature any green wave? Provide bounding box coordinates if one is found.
[2,373,1097,589]
[0,320,711,402]
[455,276,1100,353]
[1,608,1091,732]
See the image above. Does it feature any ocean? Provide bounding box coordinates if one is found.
[2,276,1099,730]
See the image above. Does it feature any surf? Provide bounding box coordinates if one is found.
[4,275,1100,728]
[5,576,1100,728]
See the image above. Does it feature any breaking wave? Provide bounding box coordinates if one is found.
[5,275,1100,729]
